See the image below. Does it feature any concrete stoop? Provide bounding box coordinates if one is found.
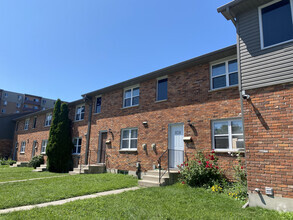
[138,170,180,187]
[69,164,106,175]
[10,162,29,168]
[33,164,47,172]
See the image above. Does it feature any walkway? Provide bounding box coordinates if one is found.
[0,175,67,184]
[0,187,140,214]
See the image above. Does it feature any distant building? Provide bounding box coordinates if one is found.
[0,89,56,115]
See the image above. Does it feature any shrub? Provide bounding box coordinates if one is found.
[178,150,225,188]
[0,158,16,166]
[28,155,44,169]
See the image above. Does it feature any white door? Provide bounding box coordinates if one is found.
[169,124,184,168]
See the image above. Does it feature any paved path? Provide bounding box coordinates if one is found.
[0,187,140,214]
[0,175,67,184]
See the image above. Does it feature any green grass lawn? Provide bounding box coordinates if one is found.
[1,184,292,219]
[0,166,66,182]
[0,173,137,209]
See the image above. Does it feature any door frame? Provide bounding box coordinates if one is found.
[98,130,108,163]
[168,123,185,168]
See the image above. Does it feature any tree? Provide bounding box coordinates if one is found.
[46,99,73,173]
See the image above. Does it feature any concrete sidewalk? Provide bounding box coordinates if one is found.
[0,175,67,184]
[0,186,140,214]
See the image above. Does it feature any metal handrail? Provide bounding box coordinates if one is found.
[158,149,169,185]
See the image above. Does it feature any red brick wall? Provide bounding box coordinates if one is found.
[0,139,13,158]
[244,83,293,199]
[14,113,51,162]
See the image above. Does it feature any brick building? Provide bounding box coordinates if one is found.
[13,45,244,178]
[218,0,293,211]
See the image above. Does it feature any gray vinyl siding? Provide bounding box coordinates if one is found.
[238,7,293,91]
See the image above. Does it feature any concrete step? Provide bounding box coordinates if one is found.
[40,164,47,168]
[138,180,161,187]
[142,175,169,183]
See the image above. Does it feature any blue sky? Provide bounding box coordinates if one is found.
[0,0,235,102]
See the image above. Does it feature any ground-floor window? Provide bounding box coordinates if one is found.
[41,140,48,154]
[121,128,138,150]
[20,141,26,153]
[212,119,244,151]
[73,138,82,155]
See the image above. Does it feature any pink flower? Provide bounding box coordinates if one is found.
[182,181,185,184]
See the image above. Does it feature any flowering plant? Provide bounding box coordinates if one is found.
[178,150,224,187]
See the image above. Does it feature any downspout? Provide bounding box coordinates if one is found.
[226,7,247,167]
[84,95,93,165]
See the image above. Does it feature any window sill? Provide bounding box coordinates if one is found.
[72,153,81,156]
[119,149,138,153]
[20,152,25,154]
[208,85,238,93]
[74,119,84,123]
[121,105,139,110]
[261,39,293,51]
[214,149,245,154]
[155,99,167,103]
[41,153,46,155]
[93,112,101,115]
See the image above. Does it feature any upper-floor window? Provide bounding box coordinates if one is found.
[3,101,7,106]
[123,86,139,108]
[1,109,5,113]
[16,103,21,108]
[41,140,48,154]
[24,104,28,108]
[212,119,244,152]
[95,97,102,113]
[33,117,37,129]
[24,119,30,130]
[72,138,82,155]
[4,93,8,98]
[25,97,29,101]
[34,106,38,110]
[34,98,39,102]
[42,100,46,104]
[211,59,238,90]
[157,77,168,101]
[45,113,52,127]
[18,95,22,100]
[121,128,138,150]
[75,105,85,121]
[259,0,293,49]
[20,141,26,153]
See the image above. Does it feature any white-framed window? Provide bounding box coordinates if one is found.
[259,0,293,49]
[24,118,30,130]
[33,117,37,129]
[95,96,102,113]
[16,103,21,108]
[157,77,168,101]
[123,86,139,108]
[45,113,52,127]
[20,141,26,153]
[18,95,22,100]
[75,105,85,121]
[121,128,138,150]
[1,109,5,113]
[41,140,48,154]
[212,119,244,152]
[210,59,238,90]
[72,138,82,155]
[34,98,39,102]
[3,101,7,106]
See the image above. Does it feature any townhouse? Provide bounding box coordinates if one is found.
[218,0,293,211]
[13,45,244,178]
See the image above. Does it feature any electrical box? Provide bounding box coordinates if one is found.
[265,187,273,196]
